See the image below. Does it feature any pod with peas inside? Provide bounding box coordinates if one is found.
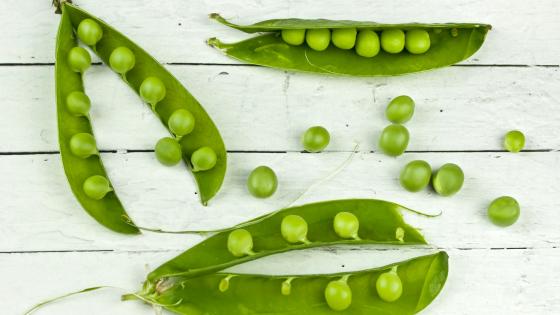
[132,251,448,314]
[209,14,491,76]
[61,3,227,206]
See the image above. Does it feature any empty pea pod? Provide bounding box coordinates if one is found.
[145,199,431,284]
[129,251,448,314]
[208,14,491,76]
[63,3,227,205]
[55,5,139,234]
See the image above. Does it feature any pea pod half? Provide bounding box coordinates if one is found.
[55,5,139,234]
[64,3,227,205]
[208,14,491,76]
[132,252,448,315]
[147,199,428,283]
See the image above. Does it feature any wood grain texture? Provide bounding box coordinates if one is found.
[1,65,559,152]
[3,248,559,314]
[1,0,560,65]
[1,0,559,314]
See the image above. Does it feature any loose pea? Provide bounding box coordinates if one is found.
[139,76,166,107]
[109,46,136,74]
[432,163,464,196]
[281,215,308,243]
[191,146,217,172]
[405,29,431,54]
[155,137,182,166]
[324,279,352,311]
[227,229,254,257]
[66,91,91,116]
[77,18,103,46]
[400,160,432,192]
[332,28,357,50]
[69,133,97,158]
[67,47,91,73]
[376,267,403,302]
[487,196,520,227]
[281,29,306,46]
[386,95,415,123]
[305,29,331,51]
[168,109,195,138]
[82,175,112,200]
[378,124,409,156]
[333,212,360,239]
[355,30,380,58]
[504,130,525,153]
[302,126,330,153]
[381,29,405,54]
[247,166,278,198]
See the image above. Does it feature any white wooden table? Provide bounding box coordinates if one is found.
[2,0,560,314]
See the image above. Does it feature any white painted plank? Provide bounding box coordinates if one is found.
[1,65,559,152]
[2,0,560,65]
[1,151,559,251]
[2,248,559,314]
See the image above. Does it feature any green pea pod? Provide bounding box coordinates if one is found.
[147,199,428,283]
[133,252,448,315]
[208,14,491,76]
[64,3,227,205]
[55,6,139,234]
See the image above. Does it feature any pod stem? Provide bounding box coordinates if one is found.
[53,0,72,14]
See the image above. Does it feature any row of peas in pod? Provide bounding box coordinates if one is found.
[225,211,406,309]
[78,18,220,173]
[281,28,433,57]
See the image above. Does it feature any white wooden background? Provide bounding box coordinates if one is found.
[2,0,560,314]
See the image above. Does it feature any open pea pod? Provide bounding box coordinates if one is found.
[134,252,448,315]
[55,5,139,234]
[147,199,427,283]
[209,14,491,76]
[64,3,227,205]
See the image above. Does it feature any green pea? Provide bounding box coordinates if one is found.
[376,268,403,302]
[191,146,217,172]
[155,137,182,166]
[281,215,308,243]
[302,126,330,153]
[66,91,91,116]
[139,76,166,107]
[332,28,357,50]
[77,18,103,46]
[67,46,91,73]
[385,95,415,123]
[355,30,380,58]
[305,29,331,51]
[432,163,464,196]
[247,166,278,198]
[168,109,195,138]
[69,133,97,158]
[504,130,525,153]
[378,124,409,156]
[381,29,405,54]
[400,160,432,192]
[109,46,136,74]
[324,279,352,311]
[405,29,431,54]
[487,196,520,227]
[281,29,306,46]
[333,212,360,239]
[227,229,254,257]
[82,175,112,200]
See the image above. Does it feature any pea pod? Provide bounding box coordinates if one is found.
[147,199,429,283]
[132,252,448,315]
[208,14,491,76]
[55,5,139,234]
[63,3,227,205]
